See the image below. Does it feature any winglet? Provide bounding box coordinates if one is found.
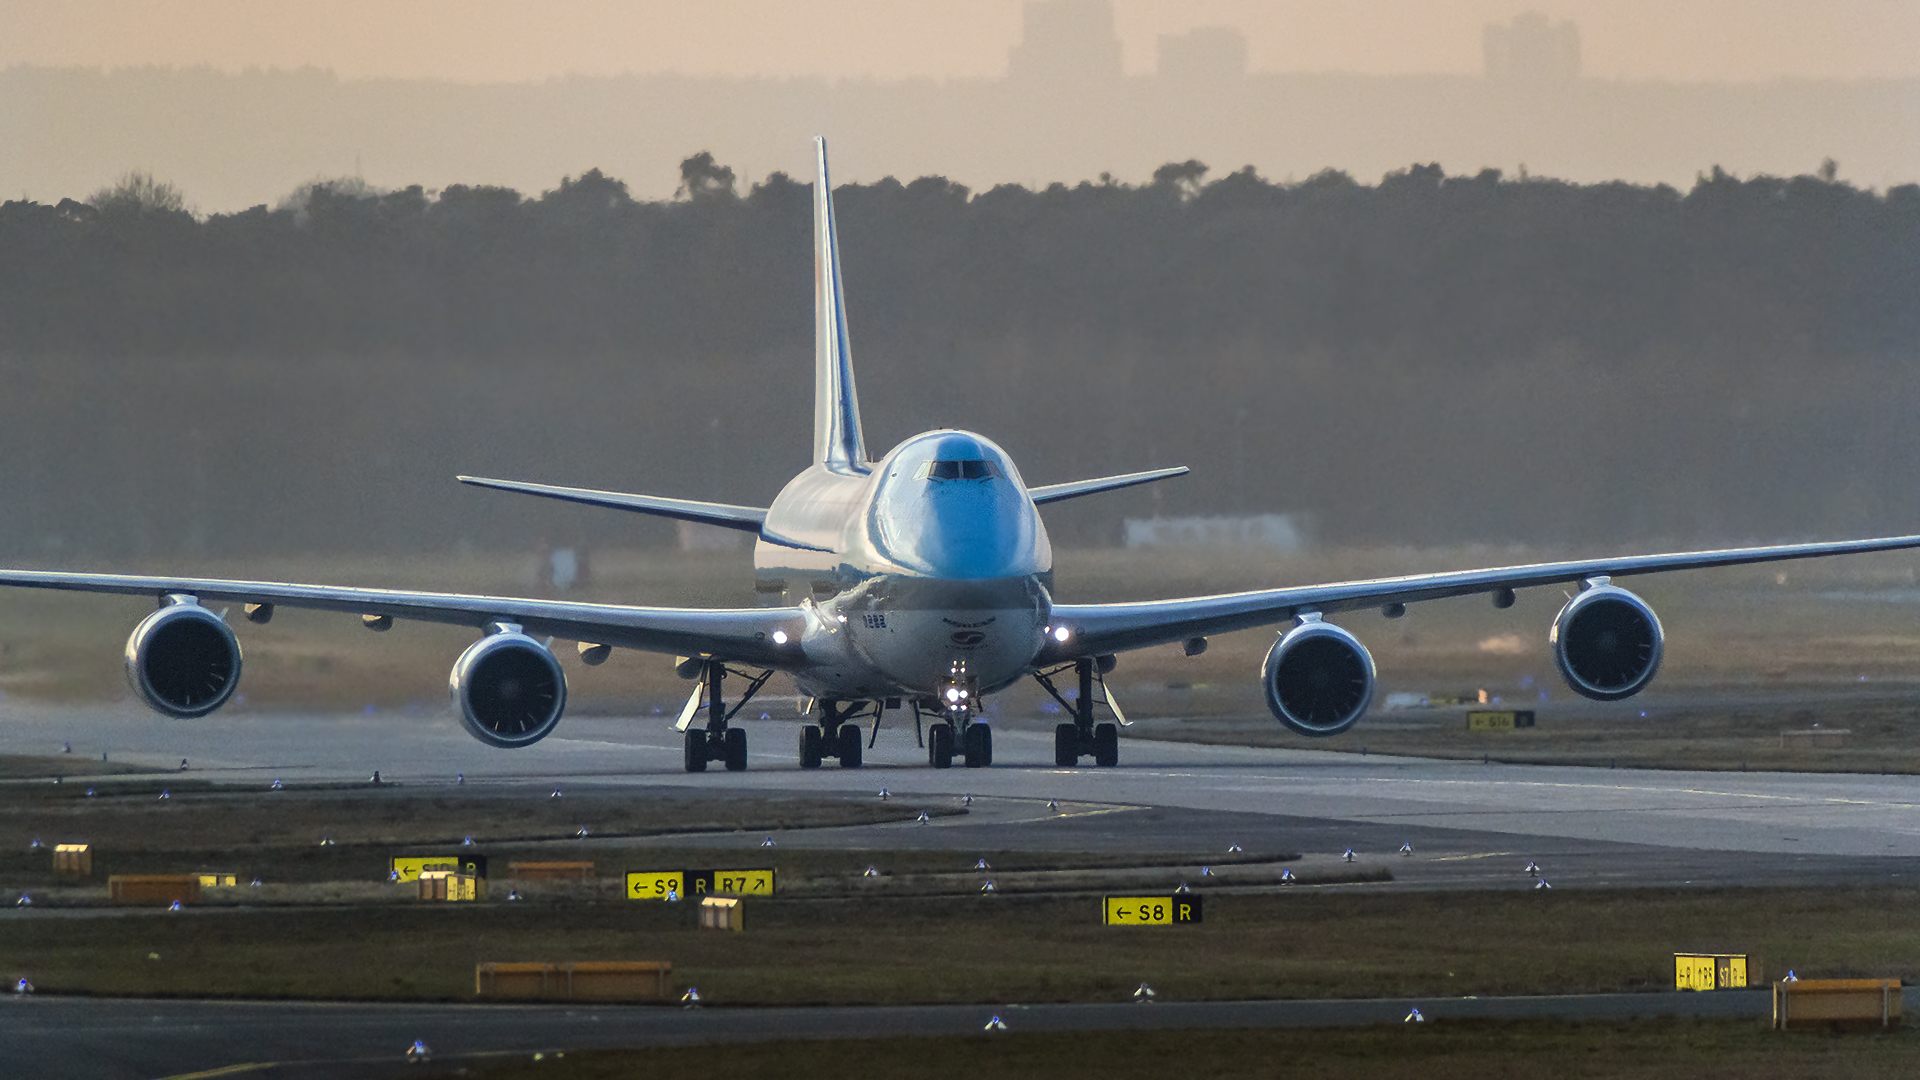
[813,137,869,473]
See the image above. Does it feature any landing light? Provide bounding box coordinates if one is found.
[946,688,962,702]
[772,630,789,645]
[1052,626,1070,643]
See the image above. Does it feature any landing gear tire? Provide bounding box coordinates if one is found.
[799,725,823,769]
[837,724,863,768]
[724,727,748,772]
[1092,722,1119,768]
[929,723,955,769]
[1054,723,1079,767]
[684,730,709,773]
[964,723,992,768]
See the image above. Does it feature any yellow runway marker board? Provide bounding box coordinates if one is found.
[626,871,685,900]
[628,868,775,900]
[1675,953,1748,990]
[1104,895,1203,925]
[392,855,488,882]
[693,869,776,897]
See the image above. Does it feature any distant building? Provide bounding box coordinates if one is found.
[1123,514,1313,552]
[1157,27,1249,83]
[676,521,745,551]
[1007,0,1124,83]
[1483,12,1581,84]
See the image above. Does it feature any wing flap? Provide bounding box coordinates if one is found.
[1041,533,1920,659]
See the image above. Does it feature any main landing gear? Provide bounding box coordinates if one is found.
[1034,656,1123,767]
[798,699,878,769]
[680,658,774,773]
[925,666,991,769]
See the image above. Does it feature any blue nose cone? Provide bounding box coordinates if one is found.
[911,481,1033,578]
[871,432,1045,580]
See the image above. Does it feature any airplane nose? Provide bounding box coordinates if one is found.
[878,485,1039,579]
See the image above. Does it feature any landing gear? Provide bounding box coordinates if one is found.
[679,658,774,773]
[1091,721,1118,768]
[927,663,989,769]
[1053,722,1076,767]
[964,722,993,768]
[798,700,874,769]
[1036,657,1123,767]
[685,725,750,772]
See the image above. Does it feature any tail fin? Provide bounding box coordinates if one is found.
[813,136,869,472]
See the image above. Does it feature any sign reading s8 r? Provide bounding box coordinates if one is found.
[1104,895,1203,925]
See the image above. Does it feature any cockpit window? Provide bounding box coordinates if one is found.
[916,459,1002,481]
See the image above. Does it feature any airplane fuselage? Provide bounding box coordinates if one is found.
[754,430,1054,701]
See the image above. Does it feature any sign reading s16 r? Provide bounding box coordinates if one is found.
[1104,895,1203,925]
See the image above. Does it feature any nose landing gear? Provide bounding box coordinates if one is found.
[927,665,990,769]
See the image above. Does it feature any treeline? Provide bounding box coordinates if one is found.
[0,159,1917,559]
[3,160,1916,363]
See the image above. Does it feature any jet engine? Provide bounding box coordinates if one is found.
[1261,618,1376,737]
[1550,583,1664,701]
[124,599,242,719]
[449,628,568,748]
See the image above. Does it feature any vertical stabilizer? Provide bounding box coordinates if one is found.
[813,136,869,472]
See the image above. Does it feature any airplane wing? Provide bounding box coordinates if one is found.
[1041,533,1920,658]
[1029,467,1189,505]
[456,476,768,533]
[0,569,807,667]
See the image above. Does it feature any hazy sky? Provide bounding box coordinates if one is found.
[11,0,1919,83]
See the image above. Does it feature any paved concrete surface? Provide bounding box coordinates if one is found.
[6,698,1920,866]
[3,986,1859,1080]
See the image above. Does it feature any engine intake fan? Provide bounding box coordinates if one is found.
[124,598,242,719]
[1550,583,1664,701]
[449,627,567,748]
[1262,617,1375,737]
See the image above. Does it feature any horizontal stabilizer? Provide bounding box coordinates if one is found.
[457,476,767,533]
[1029,467,1189,506]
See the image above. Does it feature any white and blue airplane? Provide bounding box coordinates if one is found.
[6,137,1920,773]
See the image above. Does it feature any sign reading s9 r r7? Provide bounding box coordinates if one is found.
[627,868,775,900]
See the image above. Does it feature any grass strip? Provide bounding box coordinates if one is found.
[4,886,1916,1005]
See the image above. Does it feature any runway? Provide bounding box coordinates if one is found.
[5,698,1920,885]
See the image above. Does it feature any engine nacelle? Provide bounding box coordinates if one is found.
[124,599,242,719]
[449,629,567,748]
[1262,618,1376,737]
[1550,584,1664,701]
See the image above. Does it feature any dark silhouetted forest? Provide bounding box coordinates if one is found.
[0,159,1916,559]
